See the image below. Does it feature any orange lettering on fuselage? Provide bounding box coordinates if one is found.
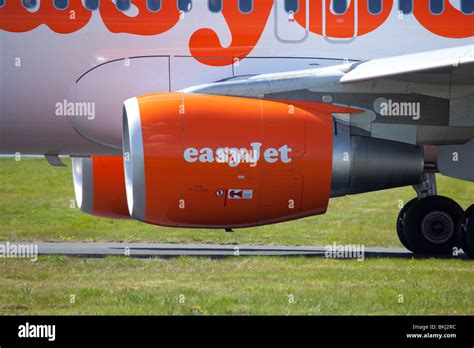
[100,0,180,35]
[188,0,274,66]
[0,0,91,34]
[413,0,474,38]
[0,0,472,67]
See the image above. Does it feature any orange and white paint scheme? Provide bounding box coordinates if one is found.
[124,93,358,227]
[0,0,472,154]
[0,0,473,256]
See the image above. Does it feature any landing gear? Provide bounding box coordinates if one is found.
[400,196,463,255]
[397,172,465,256]
[396,198,417,250]
[458,205,474,259]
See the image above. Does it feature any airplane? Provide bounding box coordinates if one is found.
[0,0,473,258]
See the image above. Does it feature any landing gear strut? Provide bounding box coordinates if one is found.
[397,173,466,256]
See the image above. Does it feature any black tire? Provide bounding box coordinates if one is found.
[396,198,418,250]
[458,205,474,259]
[403,196,463,255]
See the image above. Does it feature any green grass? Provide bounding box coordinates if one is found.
[0,256,473,315]
[0,158,473,246]
[0,158,473,315]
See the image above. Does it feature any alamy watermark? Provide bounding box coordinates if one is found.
[374,97,421,120]
[18,322,55,342]
[0,242,38,262]
[55,99,96,120]
[325,242,365,261]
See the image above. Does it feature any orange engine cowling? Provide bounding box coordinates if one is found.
[122,93,348,228]
[72,156,130,219]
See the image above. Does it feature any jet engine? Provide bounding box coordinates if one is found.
[122,93,425,228]
[72,156,130,219]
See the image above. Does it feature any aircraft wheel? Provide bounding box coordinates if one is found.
[458,205,474,259]
[396,198,418,250]
[402,196,463,255]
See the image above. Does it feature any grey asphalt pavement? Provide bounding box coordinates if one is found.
[0,242,466,259]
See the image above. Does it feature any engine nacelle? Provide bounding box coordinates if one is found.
[123,93,425,228]
[72,156,130,219]
[122,93,356,228]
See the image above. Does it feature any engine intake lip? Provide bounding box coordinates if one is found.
[122,97,147,222]
[71,157,94,214]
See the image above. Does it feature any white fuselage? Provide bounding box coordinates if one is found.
[0,0,472,155]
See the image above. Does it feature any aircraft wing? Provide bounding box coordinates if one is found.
[184,45,474,96]
[182,44,474,151]
[340,45,474,85]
